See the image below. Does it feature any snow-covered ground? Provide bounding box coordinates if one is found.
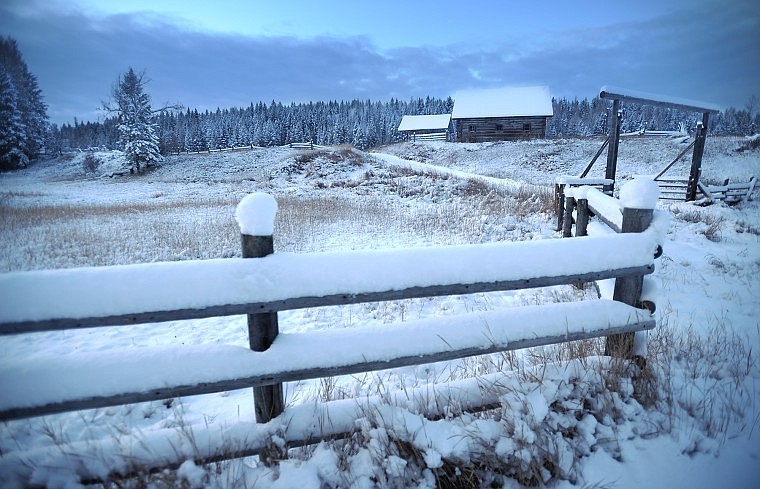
[0,136,758,488]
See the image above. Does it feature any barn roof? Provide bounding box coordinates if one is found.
[451,86,553,119]
[398,114,452,132]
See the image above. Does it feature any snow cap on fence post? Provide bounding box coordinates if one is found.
[619,177,660,210]
[235,192,278,236]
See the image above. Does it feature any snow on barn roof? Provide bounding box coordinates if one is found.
[397,114,452,132]
[451,86,553,119]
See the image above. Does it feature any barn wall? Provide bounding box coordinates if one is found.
[453,116,548,142]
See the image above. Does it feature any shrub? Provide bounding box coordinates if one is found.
[82,152,101,174]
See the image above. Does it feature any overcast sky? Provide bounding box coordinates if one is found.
[1,0,758,125]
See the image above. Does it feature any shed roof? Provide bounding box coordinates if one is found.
[451,86,553,119]
[398,114,452,132]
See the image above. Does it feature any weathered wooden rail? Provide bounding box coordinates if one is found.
[0,190,662,482]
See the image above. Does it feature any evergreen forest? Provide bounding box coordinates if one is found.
[53,95,760,156]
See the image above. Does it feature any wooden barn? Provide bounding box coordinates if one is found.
[451,86,553,142]
[397,114,452,141]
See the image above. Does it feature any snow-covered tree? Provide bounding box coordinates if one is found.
[104,67,162,173]
[0,66,28,170]
[0,37,48,169]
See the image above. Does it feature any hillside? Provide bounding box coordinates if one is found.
[0,136,759,488]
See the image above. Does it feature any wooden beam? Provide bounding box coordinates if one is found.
[579,135,610,179]
[653,140,696,181]
[599,87,721,114]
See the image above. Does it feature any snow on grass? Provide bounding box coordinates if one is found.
[0,138,758,487]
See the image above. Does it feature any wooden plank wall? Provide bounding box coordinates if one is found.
[402,129,449,141]
[454,116,548,142]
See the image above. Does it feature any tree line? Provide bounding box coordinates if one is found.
[54,94,759,155]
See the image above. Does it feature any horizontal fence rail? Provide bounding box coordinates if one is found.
[0,300,654,420]
[0,234,656,335]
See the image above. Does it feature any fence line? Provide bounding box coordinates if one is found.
[0,190,661,481]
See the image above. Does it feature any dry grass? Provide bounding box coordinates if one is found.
[670,206,726,242]
[0,198,241,271]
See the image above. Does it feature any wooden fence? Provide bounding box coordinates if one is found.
[0,192,661,481]
[289,142,329,150]
[170,144,261,155]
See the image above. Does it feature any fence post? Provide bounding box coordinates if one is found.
[562,196,575,238]
[575,198,589,237]
[236,194,285,454]
[555,183,565,232]
[604,205,654,359]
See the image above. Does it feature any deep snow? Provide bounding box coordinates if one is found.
[0,136,758,488]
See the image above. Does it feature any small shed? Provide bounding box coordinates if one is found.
[397,114,452,141]
[451,86,553,142]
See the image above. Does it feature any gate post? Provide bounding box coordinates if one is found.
[604,100,622,194]
[686,113,710,201]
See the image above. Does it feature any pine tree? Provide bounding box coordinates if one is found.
[0,37,48,168]
[104,67,162,173]
[0,66,28,170]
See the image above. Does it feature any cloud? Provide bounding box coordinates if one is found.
[1,0,757,125]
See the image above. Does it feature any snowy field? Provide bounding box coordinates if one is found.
[0,136,759,488]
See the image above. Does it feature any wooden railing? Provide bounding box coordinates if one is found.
[0,191,661,480]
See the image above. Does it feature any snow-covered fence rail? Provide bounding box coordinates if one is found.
[0,191,660,474]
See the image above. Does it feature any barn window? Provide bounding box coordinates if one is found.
[495,123,504,131]
[523,122,532,132]
[468,124,477,132]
